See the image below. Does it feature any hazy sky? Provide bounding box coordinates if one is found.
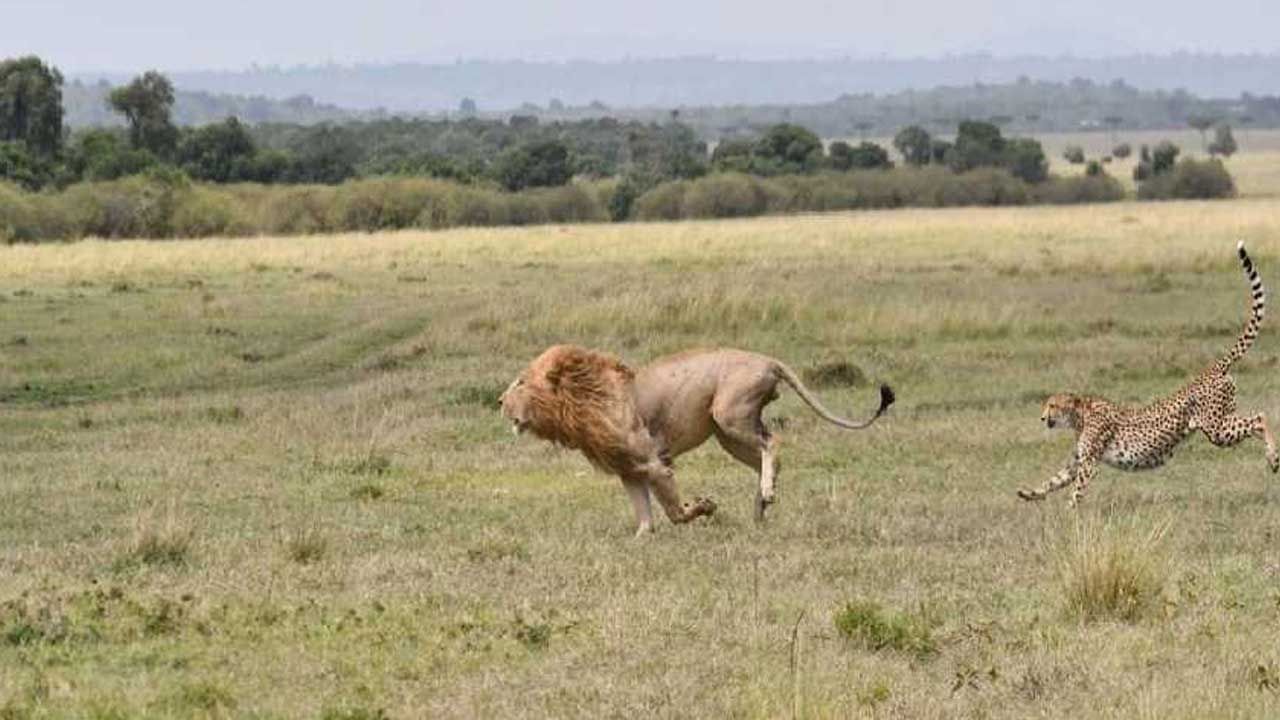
[4,0,1279,73]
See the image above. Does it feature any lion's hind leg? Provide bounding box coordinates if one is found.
[713,427,779,521]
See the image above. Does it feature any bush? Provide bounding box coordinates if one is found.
[1062,145,1086,164]
[631,180,689,220]
[1137,157,1236,200]
[0,182,47,242]
[834,600,936,657]
[1004,138,1048,183]
[1034,174,1126,204]
[679,173,772,218]
[1112,143,1132,159]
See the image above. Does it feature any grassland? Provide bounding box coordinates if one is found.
[5,200,1280,717]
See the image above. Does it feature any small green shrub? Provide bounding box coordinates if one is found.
[834,600,936,657]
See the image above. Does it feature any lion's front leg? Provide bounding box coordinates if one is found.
[644,462,716,525]
[620,476,654,536]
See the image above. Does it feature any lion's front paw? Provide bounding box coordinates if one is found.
[690,496,717,518]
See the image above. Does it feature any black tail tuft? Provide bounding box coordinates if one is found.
[877,384,896,415]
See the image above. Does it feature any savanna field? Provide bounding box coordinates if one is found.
[8,169,1280,716]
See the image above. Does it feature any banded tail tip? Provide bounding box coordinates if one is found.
[1239,239,1247,254]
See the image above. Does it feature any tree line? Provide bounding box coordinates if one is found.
[0,55,1237,240]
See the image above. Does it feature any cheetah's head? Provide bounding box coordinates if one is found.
[1040,393,1083,430]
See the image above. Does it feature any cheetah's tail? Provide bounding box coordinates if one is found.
[1220,240,1265,370]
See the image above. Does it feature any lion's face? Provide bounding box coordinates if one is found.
[1040,393,1081,430]
[499,375,537,435]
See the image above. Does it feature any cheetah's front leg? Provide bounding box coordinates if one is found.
[1017,466,1073,501]
[1017,463,1074,501]
[1067,457,1097,507]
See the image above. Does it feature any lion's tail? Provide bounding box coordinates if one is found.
[774,362,895,430]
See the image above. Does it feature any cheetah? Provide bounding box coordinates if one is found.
[1018,241,1279,507]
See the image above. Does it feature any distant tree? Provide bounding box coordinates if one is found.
[827,141,855,170]
[893,125,933,166]
[494,139,572,191]
[1085,159,1104,177]
[548,98,565,112]
[1133,144,1153,182]
[752,123,823,175]
[1003,138,1048,183]
[1152,141,1180,174]
[285,124,360,184]
[508,114,538,130]
[458,97,477,117]
[0,56,64,157]
[1062,145,1086,164]
[1208,124,1237,157]
[108,71,178,157]
[0,140,52,189]
[1112,143,1132,159]
[930,138,952,164]
[830,140,891,171]
[852,120,874,140]
[177,116,256,182]
[1186,115,1216,150]
[710,139,754,173]
[65,128,156,181]
[946,120,1006,172]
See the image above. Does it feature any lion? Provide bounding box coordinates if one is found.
[499,344,895,535]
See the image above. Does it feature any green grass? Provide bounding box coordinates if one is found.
[5,201,1280,716]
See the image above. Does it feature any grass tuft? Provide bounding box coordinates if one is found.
[285,528,328,564]
[448,383,504,408]
[834,600,936,657]
[117,504,195,570]
[1056,515,1172,623]
[350,483,386,501]
[802,360,867,388]
[174,681,235,712]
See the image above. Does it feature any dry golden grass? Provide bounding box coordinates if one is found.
[5,200,1280,717]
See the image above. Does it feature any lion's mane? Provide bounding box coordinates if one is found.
[519,345,647,475]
